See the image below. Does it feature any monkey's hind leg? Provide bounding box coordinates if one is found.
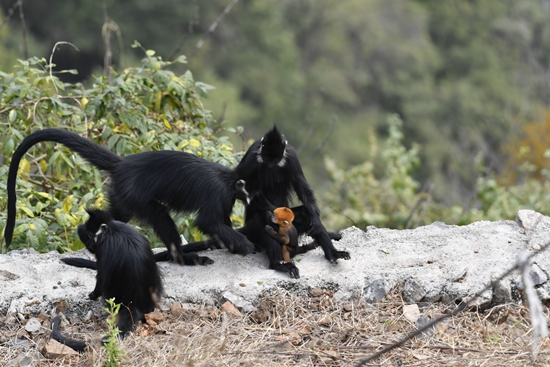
[143,202,213,265]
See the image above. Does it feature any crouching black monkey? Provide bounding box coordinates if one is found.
[52,209,163,352]
[5,128,255,264]
[173,126,349,277]
[236,125,349,264]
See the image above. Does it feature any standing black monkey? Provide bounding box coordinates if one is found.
[52,209,163,352]
[4,128,255,264]
[169,126,350,277]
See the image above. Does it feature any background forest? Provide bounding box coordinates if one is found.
[2,0,550,251]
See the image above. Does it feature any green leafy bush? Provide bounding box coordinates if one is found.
[0,44,240,253]
[321,114,550,231]
[321,115,430,230]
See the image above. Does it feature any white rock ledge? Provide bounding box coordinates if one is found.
[1,209,549,317]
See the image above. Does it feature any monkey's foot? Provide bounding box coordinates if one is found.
[226,242,255,256]
[328,231,342,241]
[182,252,214,266]
[88,291,101,301]
[330,250,351,263]
[272,262,300,279]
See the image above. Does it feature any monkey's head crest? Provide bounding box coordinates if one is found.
[258,125,288,167]
[272,207,294,227]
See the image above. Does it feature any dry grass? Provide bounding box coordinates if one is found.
[1,288,550,366]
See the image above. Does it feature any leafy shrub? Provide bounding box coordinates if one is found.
[322,115,431,229]
[0,44,240,253]
[321,114,550,231]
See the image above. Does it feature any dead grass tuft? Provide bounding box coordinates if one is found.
[1,289,550,366]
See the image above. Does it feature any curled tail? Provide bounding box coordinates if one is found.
[51,315,89,352]
[5,129,122,247]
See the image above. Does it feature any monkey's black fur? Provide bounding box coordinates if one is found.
[51,315,90,352]
[5,128,255,264]
[52,209,163,352]
[168,126,350,277]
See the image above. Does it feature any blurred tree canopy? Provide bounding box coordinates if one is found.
[2,0,550,218]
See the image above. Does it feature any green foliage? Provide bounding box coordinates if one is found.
[0,47,238,253]
[4,0,550,206]
[102,298,124,367]
[322,114,550,230]
[473,153,550,222]
[322,115,429,229]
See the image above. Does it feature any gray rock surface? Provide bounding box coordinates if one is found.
[1,210,550,318]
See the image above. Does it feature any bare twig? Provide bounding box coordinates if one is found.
[316,197,358,227]
[17,0,28,59]
[302,114,338,166]
[405,183,433,229]
[48,41,80,92]
[187,0,240,66]
[296,116,315,155]
[0,0,18,31]
[168,5,199,62]
[102,5,112,82]
[101,7,123,82]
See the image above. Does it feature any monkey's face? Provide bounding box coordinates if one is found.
[258,126,287,167]
[271,207,294,227]
[77,224,97,254]
[234,179,251,204]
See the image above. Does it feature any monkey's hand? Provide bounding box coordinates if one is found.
[271,261,300,279]
[264,225,277,236]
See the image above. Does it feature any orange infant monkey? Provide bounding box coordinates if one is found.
[264,207,317,263]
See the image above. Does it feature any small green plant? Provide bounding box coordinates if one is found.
[486,333,503,345]
[102,298,124,367]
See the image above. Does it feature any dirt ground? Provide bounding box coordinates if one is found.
[1,288,549,367]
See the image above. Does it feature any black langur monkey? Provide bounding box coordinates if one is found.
[4,128,255,264]
[173,126,350,277]
[71,178,251,266]
[52,209,163,352]
[236,125,349,265]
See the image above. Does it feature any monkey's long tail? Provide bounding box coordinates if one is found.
[5,128,123,248]
[61,258,98,270]
[51,315,89,352]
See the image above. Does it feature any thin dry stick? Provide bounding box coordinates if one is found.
[302,114,338,166]
[296,116,315,155]
[0,0,18,31]
[102,5,112,83]
[355,238,550,366]
[101,7,124,80]
[48,41,80,92]
[186,0,240,65]
[168,5,199,62]
[17,0,28,59]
